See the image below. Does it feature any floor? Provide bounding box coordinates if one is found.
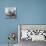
[19,39,46,46]
[0,40,46,46]
[0,44,18,46]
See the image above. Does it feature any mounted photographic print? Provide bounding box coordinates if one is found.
[18,24,46,42]
[5,7,16,19]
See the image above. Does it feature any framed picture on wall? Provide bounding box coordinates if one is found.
[5,7,16,19]
[18,24,46,42]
